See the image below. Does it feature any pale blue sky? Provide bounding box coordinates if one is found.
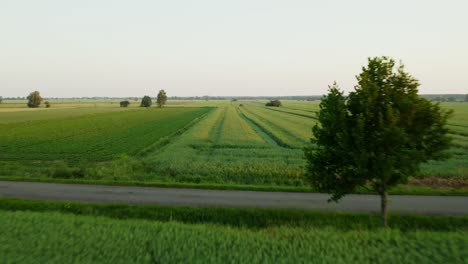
[1,0,467,97]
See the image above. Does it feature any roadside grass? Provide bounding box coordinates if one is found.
[0,198,466,231]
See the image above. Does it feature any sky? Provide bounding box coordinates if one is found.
[1,0,467,97]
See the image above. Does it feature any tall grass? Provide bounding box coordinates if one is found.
[0,209,466,263]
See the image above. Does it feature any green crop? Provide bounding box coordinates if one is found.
[0,210,466,263]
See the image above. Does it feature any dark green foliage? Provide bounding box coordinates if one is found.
[26,91,43,108]
[119,100,130,107]
[44,101,51,108]
[0,96,2,103]
[50,166,86,179]
[266,100,282,107]
[465,94,468,102]
[157,89,167,108]
[305,57,453,226]
[140,96,152,107]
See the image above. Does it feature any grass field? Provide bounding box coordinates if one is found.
[0,99,467,192]
[0,199,466,263]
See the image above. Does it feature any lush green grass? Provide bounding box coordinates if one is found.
[0,202,466,263]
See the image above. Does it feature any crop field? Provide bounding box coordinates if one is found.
[0,107,211,161]
[0,99,467,190]
[0,210,466,263]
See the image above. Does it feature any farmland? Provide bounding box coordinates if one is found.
[0,99,467,191]
[0,209,466,263]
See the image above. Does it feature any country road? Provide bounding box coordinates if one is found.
[0,181,467,215]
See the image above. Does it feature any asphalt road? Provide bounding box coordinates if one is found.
[0,181,467,215]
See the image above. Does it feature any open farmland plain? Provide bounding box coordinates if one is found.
[0,99,467,193]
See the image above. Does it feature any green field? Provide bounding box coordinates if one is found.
[0,209,466,263]
[0,100,467,191]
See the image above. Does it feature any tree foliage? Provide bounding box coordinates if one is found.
[140,96,152,107]
[157,90,167,108]
[27,91,43,108]
[120,101,130,107]
[265,100,282,107]
[304,57,452,226]
[44,101,51,108]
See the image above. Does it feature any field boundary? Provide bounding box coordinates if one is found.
[136,107,216,157]
[0,197,466,230]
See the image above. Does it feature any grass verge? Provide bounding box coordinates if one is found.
[0,197,466,231]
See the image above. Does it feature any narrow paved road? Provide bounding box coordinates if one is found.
[0,181,467,215]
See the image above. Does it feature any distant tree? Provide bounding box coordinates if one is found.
[44,101,51,108]
[0,96,3,104]
[140,96,152,107]
[304,57,452,227]
[157,90,168,108]
[27,91,43,108]
[465,94,468,102]
[447,97,456,102]
[265,100,282,107]
[120,100,130,107]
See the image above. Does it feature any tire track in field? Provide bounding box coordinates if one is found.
[263,106,318,120]
[237,107,294,148]
[241,105,310,148]
[235,106,279,147]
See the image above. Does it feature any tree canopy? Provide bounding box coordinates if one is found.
[157,90,167,108]
[304,57,452,226]
[140,96,152,107]
[120,101,130,107]
[265,100,282,107]
[27,91,43,108]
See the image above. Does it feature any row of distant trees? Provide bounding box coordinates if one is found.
[118,90,167,108]
[0,90,169,108]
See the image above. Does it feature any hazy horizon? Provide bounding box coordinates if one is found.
[1,0,467,98]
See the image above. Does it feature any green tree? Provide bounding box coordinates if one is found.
[304,57,452,227]
[44,101,51,108]
[120,100,130,107]
[27,91,43,108]
[0,96,3,104]
[140,96,152,107]
[265,100,282,107]
[465,94,468,102]
[157,90,167,108]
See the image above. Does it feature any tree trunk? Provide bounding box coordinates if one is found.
[380,190,388,228]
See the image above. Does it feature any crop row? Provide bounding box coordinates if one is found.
[0,108,211,161]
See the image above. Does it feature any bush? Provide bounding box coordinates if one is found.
[140,96,152,107]
[120,101,130,107]
[265,100,281,107]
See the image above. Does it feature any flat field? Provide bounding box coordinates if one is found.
[0,99,467,191]
[0,210,466,263]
